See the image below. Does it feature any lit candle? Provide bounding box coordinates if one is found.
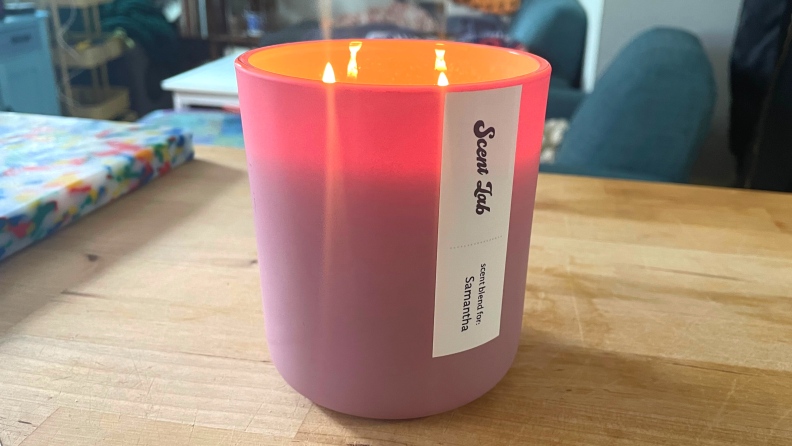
[236,40,550,419]
[435,46,449,86]
[321,62,335,84]
[347,41,362,79]
[434,47,447,71]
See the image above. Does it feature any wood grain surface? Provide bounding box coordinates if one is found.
[1,146,791,445]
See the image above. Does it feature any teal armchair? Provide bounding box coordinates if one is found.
[541,28,717,183]
[509,0,588,119]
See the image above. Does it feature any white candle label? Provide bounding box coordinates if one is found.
[433,85,523,358]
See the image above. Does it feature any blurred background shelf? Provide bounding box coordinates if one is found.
[66,86,130,119]
[206,33,260,47]
[45,0,113,8]
[44,0,132,119]
[54,34,126,68]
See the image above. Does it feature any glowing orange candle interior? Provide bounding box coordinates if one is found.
[246,40,541,86]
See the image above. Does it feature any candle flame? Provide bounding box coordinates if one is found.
[347,41,362,79]
[322,62,336,83]
[437,71,449,86]
[434,48,447,71]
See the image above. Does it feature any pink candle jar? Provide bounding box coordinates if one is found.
[236,40,550,419]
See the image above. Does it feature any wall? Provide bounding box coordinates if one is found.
[580,0,744,185]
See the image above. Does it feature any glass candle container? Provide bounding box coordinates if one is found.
[236,40,550,419]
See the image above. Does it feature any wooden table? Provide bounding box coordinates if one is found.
[2,146,791,445]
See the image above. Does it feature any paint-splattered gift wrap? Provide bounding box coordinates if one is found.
[0,113,194,261]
